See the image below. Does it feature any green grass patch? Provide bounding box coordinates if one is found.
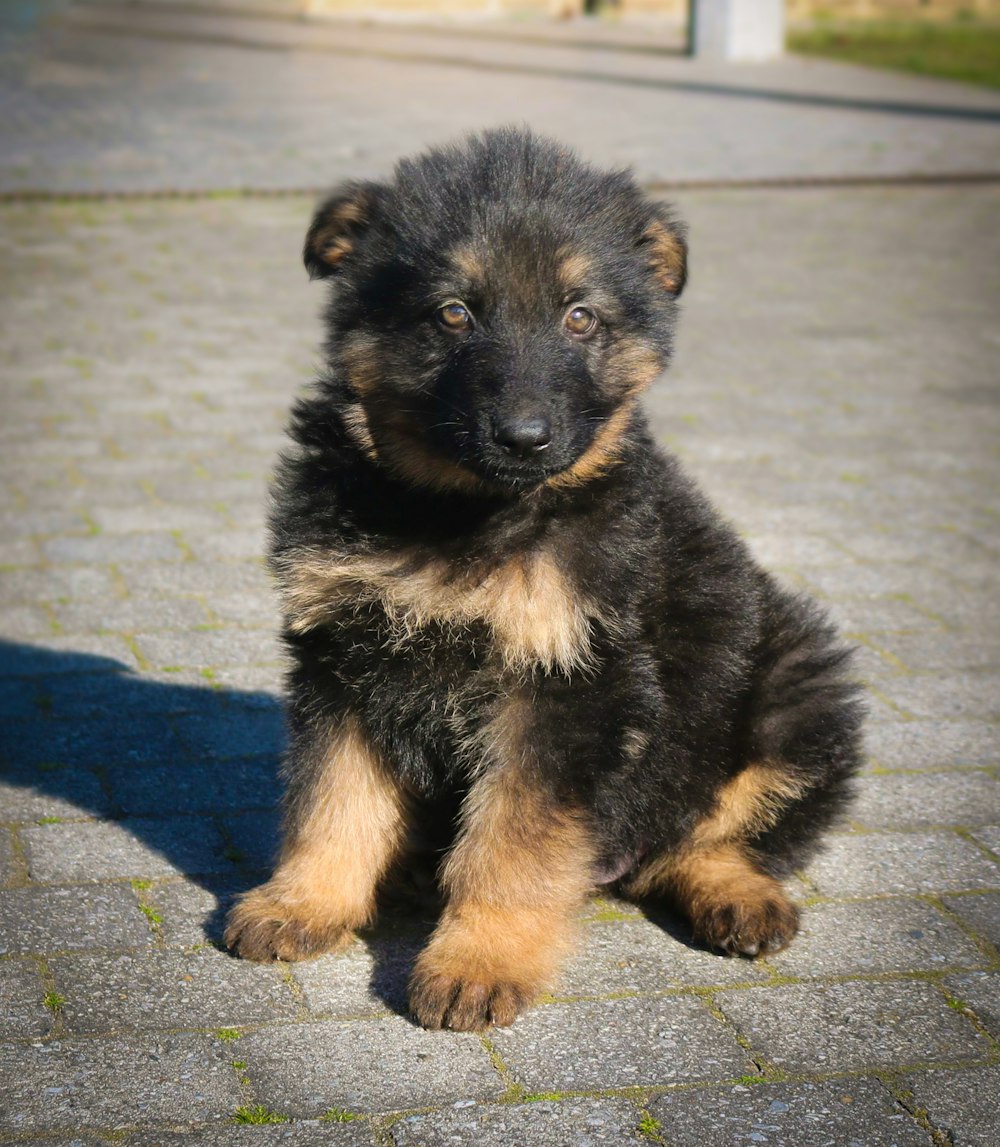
[36,816,63,825]
[788,20,1000,89]
[232,1105,288,1125]
[217,1027,243,1042]
[43,991,65,1014]
[138,903,163,927]
[321,1107,361,1123]
[637,1112,665,1142]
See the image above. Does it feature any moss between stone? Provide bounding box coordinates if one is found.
[321,1107,361,1123]
[232,1105,288,1125]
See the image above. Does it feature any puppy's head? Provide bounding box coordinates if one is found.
[305,129,686,494]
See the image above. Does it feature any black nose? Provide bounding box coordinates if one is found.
[492,415,552,458]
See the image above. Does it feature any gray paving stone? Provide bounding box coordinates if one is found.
[0,1034,242,1132]
[50,948,299,1033]
[291,934,424,1019]
[557,915,771,996]
[903,1064,1000,1147]
[490,996,751,1092]
[392,1097,642,1146]
[864,721,1000,770]
[130,1125,376,1146]
[875,674,1000,722]
[804,832,1000,898]
[944,972,1000,1041]
[768,899,988,978]
[0,767,112,822]
[649,1078,932,1146]
[174,706,284,760]
[716,980,991,1072]
[4,714,186,768]
[22,818,234,882]
[240,1018,502,1116]
[149,877,251,949]
[109,758,281,817]
[868,632,1000,674]
[0,827,18,885]
[135,629,284,670]
[942,893,1000,951]
[220,809,281,870]
[971,825,1000,854]
[850,772,1000,830]
[0,885,153,955]
[42,532,186,564]
[0,959,51,1037]
[52,593,213,635]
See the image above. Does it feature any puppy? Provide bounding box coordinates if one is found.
[225,128,864,1031]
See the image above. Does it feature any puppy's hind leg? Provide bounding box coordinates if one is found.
[225,714,408,963]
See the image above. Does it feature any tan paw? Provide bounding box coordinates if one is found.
[694,891,800,957]
[409,966,533,1031]
[224,886,354,963]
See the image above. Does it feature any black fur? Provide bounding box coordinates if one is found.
[230,129,864,1023]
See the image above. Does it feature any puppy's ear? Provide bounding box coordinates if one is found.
[303,182,382,280]
[639,205,687,298]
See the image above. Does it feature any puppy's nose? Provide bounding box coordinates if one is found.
[492,415,552,458]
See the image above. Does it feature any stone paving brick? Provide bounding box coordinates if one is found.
[867,632,1000,674]
[5,714,186,768]
[864,721,1000,771]
[0,827,20,886]
[148,876,254,950]
[0,885,154,955]
[649,1079,933,1146]
[944,972,1000,1041]
[52,593,213,635]
[850,772,1000,830]
[903,1064,1000,1147]
[130,1125,376,1146]
[291,933,425,1019]
[769,899,988,978]
[716,981,991,1073]
[0,1034,243,1132]
[804,832,1000,898]
[135,629,284,671]
[0,767,112,822]
[109,758,281,818]
[0,958,51,1037]
[941,893,1000,952]
[392,1097,642,1146]
[220,809,281,870]
[874,674,1000,722]
[971,825,1000,854]
[0,634,140,674]
[240,1018,502,1116]
[174,707,284,760]
[22,817,234,882]
[556,915,771,996]
[490,996,751,1092]
[42,532,187,564]
[50,949,299,1033]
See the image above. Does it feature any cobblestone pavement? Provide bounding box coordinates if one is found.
[1,5,1000,1147]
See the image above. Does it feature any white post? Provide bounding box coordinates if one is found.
[691,0,785,61]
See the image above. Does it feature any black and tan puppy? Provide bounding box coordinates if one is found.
[225,129,864,1031]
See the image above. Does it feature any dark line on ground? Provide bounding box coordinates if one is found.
[3,172,1000,202]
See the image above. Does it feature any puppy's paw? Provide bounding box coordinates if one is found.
[409,967,532,1032]
[695,892,799,958]
[224,885,354,963]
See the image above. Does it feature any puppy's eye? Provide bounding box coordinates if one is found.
[564,306,598,338]
[437,302,473,332]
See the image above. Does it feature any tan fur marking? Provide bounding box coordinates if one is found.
[410,754,595,1028]
[341,402,377,458]
[225,717,407,961]
[450,242,485,281]
[342,333,383,398]
[557,249,591,291]
[546,401,634,490]
[279,546,598,675]
[645,219,685,293]
[310,195,369,271]
[621,727,650,762]
[605,339,663,398]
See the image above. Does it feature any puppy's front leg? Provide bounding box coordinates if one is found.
[410,762,595,1031]
[225,714,407,962]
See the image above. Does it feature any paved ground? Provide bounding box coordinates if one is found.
[1,3,999,1146]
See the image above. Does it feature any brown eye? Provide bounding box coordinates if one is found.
[437,302,473,332]
[564,306,597,338]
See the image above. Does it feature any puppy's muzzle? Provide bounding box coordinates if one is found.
[491,414,552,459]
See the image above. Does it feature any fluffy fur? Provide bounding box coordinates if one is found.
[225,129,864,1031]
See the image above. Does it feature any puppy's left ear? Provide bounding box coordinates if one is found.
[303,181,382,280]
[639,205,688,298]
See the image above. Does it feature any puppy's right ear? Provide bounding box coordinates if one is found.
[303,182,381,280]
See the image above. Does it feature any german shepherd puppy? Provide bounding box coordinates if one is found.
[225,129,864,1031]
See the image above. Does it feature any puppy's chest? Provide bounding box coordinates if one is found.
[277,544,602,676]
